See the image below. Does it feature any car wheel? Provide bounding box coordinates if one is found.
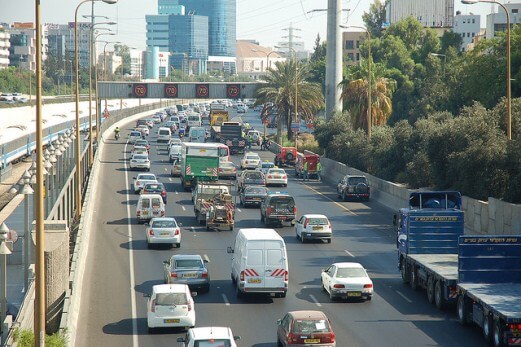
[206,225,210,231]
[280,292,286,298]
[366,295,372,301]
[296,231,300,240]
[493,320,505,347]
[229,225,234,231]
[148,327,155,334]
[277,338,284,347]
[457,295,469,325]
[236,283,243,299]
[147,242,152,249]
[400,261,409,283]
[321,280,326,292]
[329,288,335,301]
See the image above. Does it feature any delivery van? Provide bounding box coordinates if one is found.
[157,127,172,143]
[136,194,165,223]
[227,228,288,298]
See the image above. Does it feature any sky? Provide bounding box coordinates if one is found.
[0,0,500,52]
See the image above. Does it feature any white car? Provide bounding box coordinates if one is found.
[259,161,275,175]
[295,214,332,243]
[129,153,151,171]
[128,131,142,144]
[146,284,196,333]
[152,114,162,124]
[133,173,158,193]
[265,168,288,187]
[131,145,147,155]
[240,152,261,170]
[145,217,181,248]
[136,125,150,136]
[169,138,183,146]
[321,262,373,301]
[177,327,241,347]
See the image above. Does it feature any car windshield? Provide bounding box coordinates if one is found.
[155,293,188,306]
[307,218,328,225]
[245,172,262,179]
[175,259,203,269]
[262,163,274,168]
[336,268,367,278]
[348,177,367,185]
[270,197,294,210]
[292,319,331,334]
[245,187,267,195]
[152,219,176,228]
[246,155,259,160]
[139,175,156,181]
[159,130,170,135]
[194,340,232,347]
[136,141,148,146]
[130,132,141,137]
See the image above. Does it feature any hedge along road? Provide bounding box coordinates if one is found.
[74,107,488,347]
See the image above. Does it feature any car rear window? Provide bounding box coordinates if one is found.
[145,184,163,191]
[155,293,187,306]
[262,163,274,168]
[270,197,295,209]
[245,172,262,179]
[348,177,367,185]
[307,218,328,225]
[159,129,170,135]
[292,319,331,334]
[152,219,176,228]
[269,169,285,175]
[151,198,162,208]
[140,175,156,181]
[246,155,259,160]
[141,199,150,208]
[336,268,367,278]
[246,187,267,194]
[130,131,141,136]
[175,259,203,268]
[133,155,148,160]
[194,340,232,347]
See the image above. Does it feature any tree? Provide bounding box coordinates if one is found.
[440,30,463,54]
[114,44,131,75]
[362,0,387,39]
[310,34,326,62]
[255,60,324,142]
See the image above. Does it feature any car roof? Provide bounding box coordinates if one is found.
[302,214,328,219]
[191,327,233,339]
[332,262,365,269]
[151,217,176,222]
[152,284,187,294]
[288,310,328,319]
[137,173,156,179]
[172,254,203,260]
[139,193,163,199]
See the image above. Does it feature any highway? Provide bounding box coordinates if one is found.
[75,107,488,346]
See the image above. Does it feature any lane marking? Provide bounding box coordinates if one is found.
[203,254,210,262]
[344,250,355,258]
[236,208,242,212]
[301,183,357,216]
[123,140,139,347]
[191,226,196,233]
[182,206,186,211]
[396,290,413,303]
[175,190,178,194]
[164,168,167,171]
[309,294,322,307]
[168,178,172,182]
[221,294,230,306]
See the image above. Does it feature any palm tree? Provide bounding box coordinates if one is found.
[340,59,395,132]
[256,60,324,142]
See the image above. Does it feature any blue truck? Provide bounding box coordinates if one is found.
[395,191,464,309]
[456,236,521,347]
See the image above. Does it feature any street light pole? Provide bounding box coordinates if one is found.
[0,223,12,341]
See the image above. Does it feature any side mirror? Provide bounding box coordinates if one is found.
[163,260,169,265]
[234,336,241,341]
[277,319,282,325]
[191,292,198,297]
[176,337,186,343]
[227,246,234,254]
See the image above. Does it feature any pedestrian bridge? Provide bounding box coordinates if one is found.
[97,81,261,100]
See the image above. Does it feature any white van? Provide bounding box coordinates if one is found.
[189,126,206,143]
[227,228,288,298]
[157,127,172,143]
[136,194,165,223]
[169,144,182,163]
[187,114,202,128]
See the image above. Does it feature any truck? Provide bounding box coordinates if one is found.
[396,191,464,309]
[220,122,246,155]
[210,104,229,127]
[192,182,231,225]
[179,143,220,191]
[205,192,236,231]
[456,236,521,347]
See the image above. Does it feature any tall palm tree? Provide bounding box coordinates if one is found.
[256,60,324,142]
[340,59,395,132]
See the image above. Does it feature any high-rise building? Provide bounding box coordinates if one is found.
[145,15,171,52]
[169,14,208,75]
[129,49,145,79]
[453,12,480,52]
[7,26,39,72]
[45,22,91,68]
[386,0,454,28]
[486,3,521,39]
[158,0,185,15]
[0,27,10,69]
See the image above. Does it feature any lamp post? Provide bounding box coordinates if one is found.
[340,25,372,138]
[0,223,12,340]
[20,173,34,293]
[462,0,511,139]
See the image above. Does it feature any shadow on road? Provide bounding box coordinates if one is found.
[102,318,147,335]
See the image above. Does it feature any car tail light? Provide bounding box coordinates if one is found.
[284,270,288,281]
[161,190,166,197]
[240,271,245,281]
[137,211,141,217]
[509,324,521,331]
[267,175,272,179]
[287,333,299,343]
[201,271,208,278]
[150,299,156,312]
[174,228,180,236]
[187,302,192,311]
[325,331,335,343]
[333,284,345,288]
[282,175,287,179]
[266,207,272,215]
[149,229,154,236]
[171,273,178,278]
[218,168,223,172]
[364,284,373,289]
[293,207,297,214]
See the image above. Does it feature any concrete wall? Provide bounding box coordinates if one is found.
[320,157,521,235]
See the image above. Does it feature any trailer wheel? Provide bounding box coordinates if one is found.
[457,295,469,325]
[400,260,409,284]
[493,320,505,347]
[426,277,435,304]
[410,267,419,290]
[434,281,445,310]
[482,313,493,343]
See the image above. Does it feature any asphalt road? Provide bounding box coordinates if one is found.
[75,108,488,347]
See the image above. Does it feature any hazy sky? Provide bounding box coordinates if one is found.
[0,0,498,52]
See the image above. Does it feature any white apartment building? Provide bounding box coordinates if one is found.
[0,28,10,69]
[486,3,521,39]
[453,13,480,52]
[129,49,145,79]
[386,0,454,28]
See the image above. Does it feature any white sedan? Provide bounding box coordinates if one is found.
[133,173,158,193]
[321,262,373,301]
[145,217,181,248]
[177,327,241,346]
[240,152,261,170]
[129,153,151,171]
[295,214,332,243]
[265,168,288,187]
[146,284,196,333]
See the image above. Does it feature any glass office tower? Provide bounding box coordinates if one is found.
[169,15,208,75]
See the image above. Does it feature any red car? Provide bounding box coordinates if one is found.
[277,310,336,346]
[274,146,297,167]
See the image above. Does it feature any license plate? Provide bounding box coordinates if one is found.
[278,216,286,220]
[143,211,148,215]
[312,226,322,230]
[347,292,362,297]
[248,278,261,283]
[304,339,320,343]
[160,232,170,236]
[164,319,180,323]
[274,176,281,179]
[183,273,197,278]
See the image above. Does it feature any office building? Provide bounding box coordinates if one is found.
[342,31,366,65]
[129,49,145,79]
[386,0,454,28]
[45,22,91,68]
[0,27,10,69]
[236,40,285,80]
[169,14,208,75]
[486,3,521,39]
[453,12,480,52]
[7,25,40,72]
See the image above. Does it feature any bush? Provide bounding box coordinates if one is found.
[13,328,68,347]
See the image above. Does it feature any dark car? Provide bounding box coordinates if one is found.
[142,182,167,203]
[240,186,269,207]
[237,170,265,191]
[336,175,370,201]
[277,310,336,347]
[260,192,296,227]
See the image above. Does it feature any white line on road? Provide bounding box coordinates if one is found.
[175,190,178,194]
[168,178,172,182]
[237,208,242,212]
[182,206,186,211]
[222,294,230,306]
[309,294,322,307]
[302,183,357,216]
[191,226,196,233]
[164,168,168,171]
[396,290,413,303]
[344,250,355,257]
[124,141,139,347]
[203,254,210,262]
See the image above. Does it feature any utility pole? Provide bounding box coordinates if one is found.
[281,23,302,56]
[325,0,343,119]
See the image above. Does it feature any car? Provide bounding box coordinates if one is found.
[336,175,370,201]
[265,168,288,187]
[218,161,237,180]
[259,161,275,175]
[169,144,182,163]
[133,173,158,193]
[134,139,150,152]
[277,310,336,347]
[144,119,154,128]
[295,214,332,243]
[246,129,261,145]
[136,119,148,127]
[129,153,151,171]
[152,114,162,124]
[260,192,296,227]
[145,217,181,248]
[131,145,147,156]
[240,152,261,170]
[142,182,167,203]
[169,138,183,147]
[274,146,297,167]
[136,125,150,137]
[163,254,210,292]
[177,327,241,347]
[171,161,182,177]
[146,284,196,333]
[321,262,373,301]
[239,185,268,207]
[237,170,265,191]
[128,131,142,144]
[165,120,177,133]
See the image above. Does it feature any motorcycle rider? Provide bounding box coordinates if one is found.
[114,126,120,139]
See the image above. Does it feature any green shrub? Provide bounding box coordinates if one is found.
[13,328,68,347]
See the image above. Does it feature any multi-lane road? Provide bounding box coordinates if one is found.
[75,108,488,346]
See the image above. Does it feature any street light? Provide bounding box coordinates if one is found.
[74,0,118,220]
[340,25,372,138]
[100,40,121,125]
[462,0,511,140]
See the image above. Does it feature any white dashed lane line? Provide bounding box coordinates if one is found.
[344,250,355,258]
[309,294,322,307]
[396,290,413,303]
[222,294,230,306]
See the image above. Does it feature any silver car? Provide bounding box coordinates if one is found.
[129,153,151,171]
[133,173,158,193]
[163,254,210,292]
[145,217,181,248]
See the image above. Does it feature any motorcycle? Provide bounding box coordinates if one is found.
[115,132,120,140]
[179,128,185,138]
